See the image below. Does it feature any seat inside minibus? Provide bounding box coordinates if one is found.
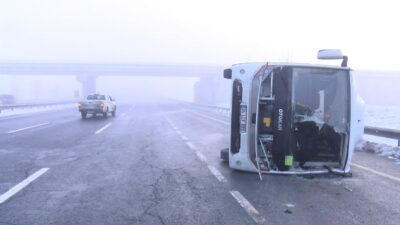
[293,121,342,167]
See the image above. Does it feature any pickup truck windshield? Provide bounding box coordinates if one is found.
[87,94,106,100]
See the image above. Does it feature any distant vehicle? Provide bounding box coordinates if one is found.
[0,94,15,105]
[78,94,116,119]
[221,50,364,179]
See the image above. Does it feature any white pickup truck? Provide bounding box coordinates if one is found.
[78,94,116,119]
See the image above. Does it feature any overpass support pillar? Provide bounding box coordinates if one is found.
[76,75,97,98]
[194,76,229,105]
[194,79,214,104]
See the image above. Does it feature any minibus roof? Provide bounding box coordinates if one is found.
[231,62,350,70]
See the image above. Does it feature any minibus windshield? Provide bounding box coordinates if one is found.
[292,68,350,132]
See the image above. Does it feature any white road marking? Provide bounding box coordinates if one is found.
[351,163,400,183]
[162,109,187,115]
[189,110,229,125]
[164,117,181,134]
[0,168,49,204]
[195,151,208,163]
[165,115,229,184]
[0,115,30,121]
[207,165,227,182]
[94,122,112,134]
[168,121,176,129]
[230,191,266,224]
[186,141,196,150]
[181,135,188,141]
[344,186,353,192]
[7,122,50,134]
[164,117,173,126]
[283,203,295,208]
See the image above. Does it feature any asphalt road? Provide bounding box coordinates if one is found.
[0,101,399,225]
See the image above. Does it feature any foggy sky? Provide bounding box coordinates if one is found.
[1,0,400,105]
[1,0,400,70]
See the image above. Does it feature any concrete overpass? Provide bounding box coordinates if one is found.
[0,62,226,104]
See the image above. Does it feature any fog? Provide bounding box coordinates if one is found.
[0,75,199,104]
[0,0,399,105]
[96,76,199,103]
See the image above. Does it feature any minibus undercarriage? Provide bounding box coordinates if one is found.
[223,50,364,179]
[239,66,350,177]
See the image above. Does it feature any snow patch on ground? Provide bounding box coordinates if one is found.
[356,141,400,163]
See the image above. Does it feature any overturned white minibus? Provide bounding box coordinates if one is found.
[221,50,364,178]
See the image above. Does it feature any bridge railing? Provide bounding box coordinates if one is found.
[0,101,76,113]
[188,102,400,146]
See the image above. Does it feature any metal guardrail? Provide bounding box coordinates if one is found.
[190,103,400,146]
[364,126,400,146]
[0,101,75,113]
[183,102,231,116]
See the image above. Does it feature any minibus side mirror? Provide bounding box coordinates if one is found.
[223,68,232,79]
[317,49,348,67]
